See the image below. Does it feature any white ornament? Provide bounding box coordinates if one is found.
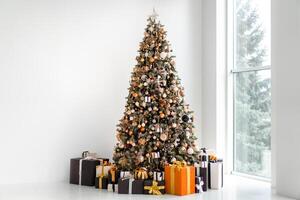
[186,132,191,138]
[135,102,139,106]
[148,107,152,111]
[141,74,147,81]
[162,93,167,98]
[144,82,148,86]
[118,143,124,148]
[172,123,177,128]
[149,26,154,32]
[129,116,133,120]
[171,157,177,163]
[187,147,194,155]
[160,52,167,59]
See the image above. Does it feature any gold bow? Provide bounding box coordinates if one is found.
[209,154,217,161]
[134,167,148,180]
[172,161,187,170]
[144,181,165,195]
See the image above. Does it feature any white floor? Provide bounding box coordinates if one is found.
[0,175,294,200]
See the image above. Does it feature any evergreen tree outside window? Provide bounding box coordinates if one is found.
[231,0,271,178]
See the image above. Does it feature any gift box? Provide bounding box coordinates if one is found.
[195,176,204,193]
[96,164,112,177]
[153,171,164,181]
[199,152,209,191]
[208,159,223,189]
[165,162,195,196]
[144,180,165,195]
[108,166,120,184]
[70,158,100,186]
[69,151,109,186]
[108,183,118,192]
[95,176,109,189]
[118,178,144,194]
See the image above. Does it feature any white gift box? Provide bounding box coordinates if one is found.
[208,160,223,189]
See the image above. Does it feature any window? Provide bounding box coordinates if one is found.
[230,0,271,178]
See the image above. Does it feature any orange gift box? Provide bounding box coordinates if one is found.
[165,162,195,196]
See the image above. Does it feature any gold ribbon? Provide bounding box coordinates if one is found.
[134,167,148,180]
[173,161,187,170]
[109,166,117,182]
[98,175,104,189]
[186,167,190,194]
[144,181,165,195]
[170,166,175,194]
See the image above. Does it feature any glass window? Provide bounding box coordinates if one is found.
[232,0,271,178]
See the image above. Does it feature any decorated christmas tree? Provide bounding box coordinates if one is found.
[113,12,200,174]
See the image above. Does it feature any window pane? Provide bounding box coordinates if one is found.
[235,0,271,69]
[234,70,271,178]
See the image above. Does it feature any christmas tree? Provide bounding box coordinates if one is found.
[113,12,200,173]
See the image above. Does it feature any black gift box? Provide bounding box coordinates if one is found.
[108,169,120,184]
[118,178,144,194]
[70,158,100,186]
[144,180,165,195]
[95,176,109,189]
[200,155,208,191]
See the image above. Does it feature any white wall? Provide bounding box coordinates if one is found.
[201,0,226,160]
[0,0,202,184]
[272,0,300,199]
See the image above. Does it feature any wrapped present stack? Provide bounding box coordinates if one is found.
[69,149,223,196]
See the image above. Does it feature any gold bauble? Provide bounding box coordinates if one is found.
[160,133,168,141]
[140,127,145,132]
[138,138,146,145]
[149,57,155,63]
[132,92,138,98]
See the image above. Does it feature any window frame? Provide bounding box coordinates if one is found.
[227,0,271,181]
